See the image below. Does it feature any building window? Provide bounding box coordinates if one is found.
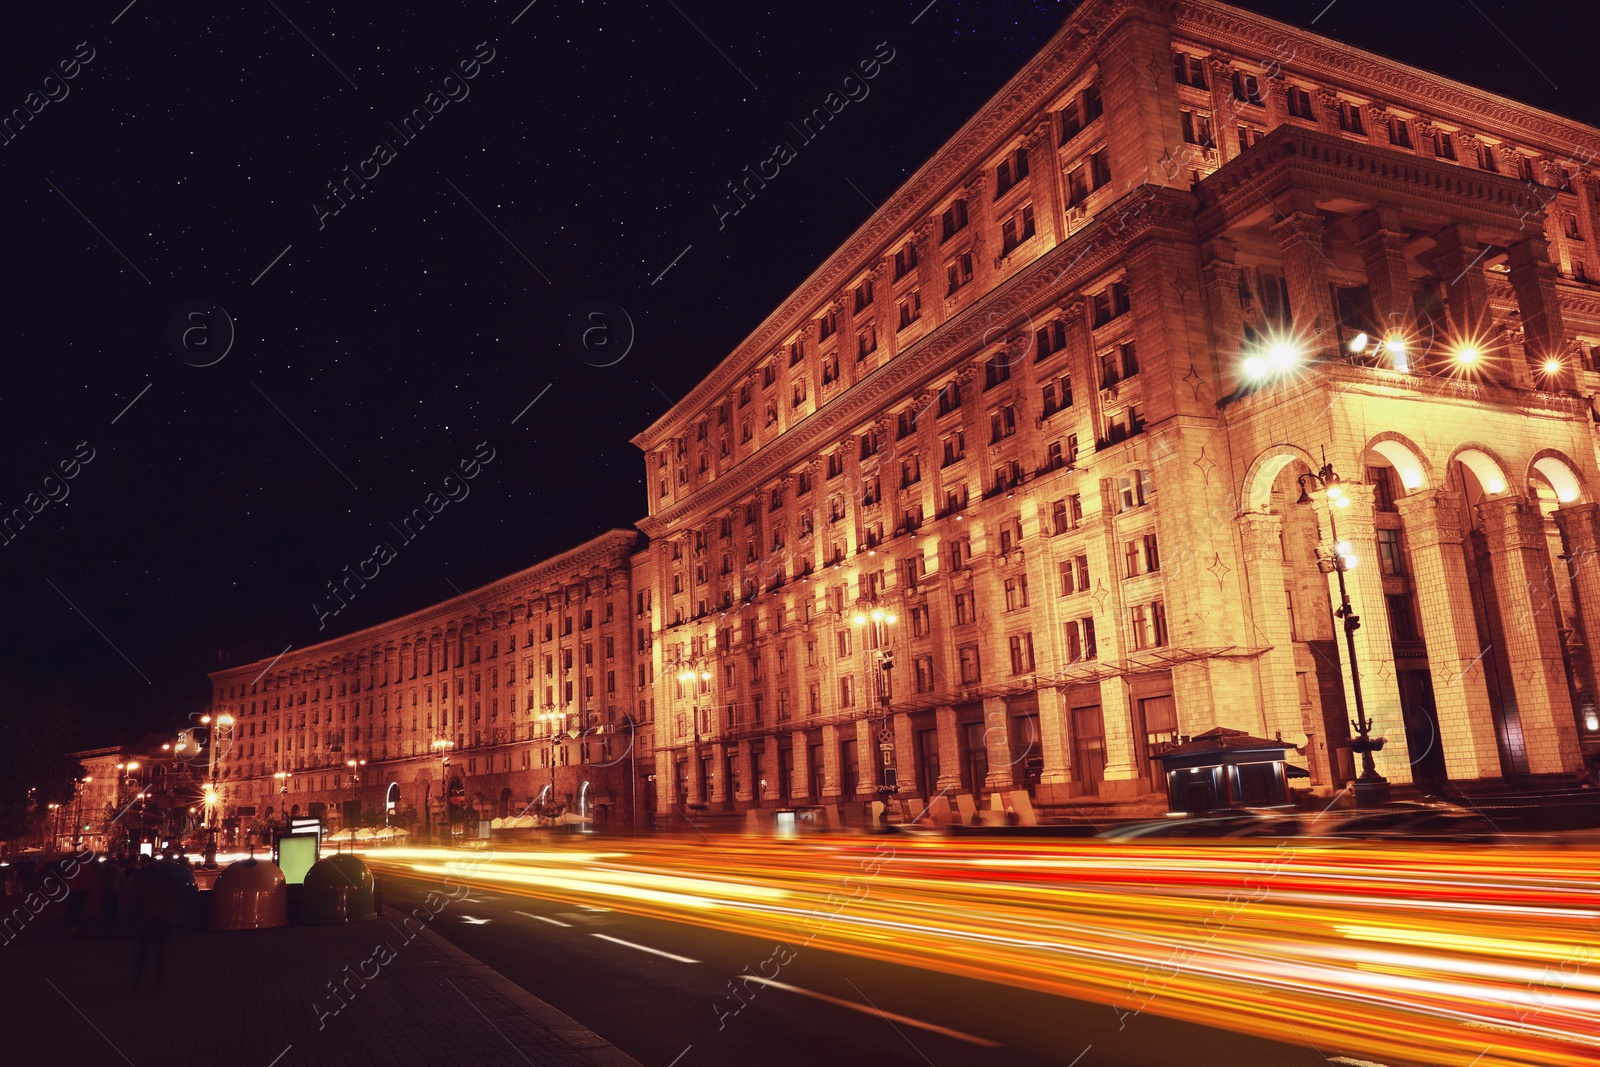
[1061,82,1103,141]
[1180,109,1214,148]
[1286,86,1314,120]
[856,324,878,360]
[1336,101,1364,135]
[1432,128,1457,161]
[1387,593,1419,642]
[1035,320,1067,362]
[1172,52,1208,88]
[897,290,923,330]
[1237,124,1266,150]
[958,645,982,684]
[818,308,838,340]
[1000,204,1036,256]
[1051,494,1083,534]
[989,405,1017,443]
[995,146,1029,198]
[984,357,1012,391]
[1118,469,1154,511]
[1041,374,1074,417]
[854,277,875,311]
[1367,466,1398,512]
[1092,281,1131,327]
[1004,575,1030,611]
[893,241,919,280]
[1231,70,1261,105]
[1387,115,1413,149]
[1376,528,1406,577]
[954,591,976,625]
[1064,617,1097,662]
[946,252,974,295]
[840,675,856,708]
[896,407,919,439]
[940,198,969,242]
[914,655,935,694]
[936,380,962,416]
[1008,633,1036,675]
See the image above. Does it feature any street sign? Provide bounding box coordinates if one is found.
[877,729,893,743]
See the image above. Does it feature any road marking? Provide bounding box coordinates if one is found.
[591,934,699,964]
[744,977,1002,1047]
[578,904,611,912]
[460,915,492,925]
[516,910,571,928]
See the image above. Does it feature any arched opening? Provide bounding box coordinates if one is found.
[1531,455,1584,505]
[498,787,512,819]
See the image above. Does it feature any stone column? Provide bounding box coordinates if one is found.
[1261,75,1288,129]
[1201,237,1246,393]
[1098,676,1142,790]
[912,215,944,330]
[935,705,962,793]
[1313,484,1413,783]
[1269,201,1338,353]
[892,711,916,798]
[1394,490,1502,779]
[1477,497,1583,774]
[790,729,810,800]
[1206,57,1239,160]
[1025,119,1063,248]
[981,695,1015,791]
[1553,503,1600,730]
[709,741,728,805]
[1355,208,1414,337]
[1430,225,1497,349]
[821,724,842,799]
[1507,236,1577,391]
[1236,512,1302,744]
[1035,687,1073,803]
[734,739,753,803]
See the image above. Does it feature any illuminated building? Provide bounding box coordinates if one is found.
[631,0,1600,820]
[209,531,653,833]
[215,0,1600,825]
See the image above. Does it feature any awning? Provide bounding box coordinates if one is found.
[1286,765,1311,779]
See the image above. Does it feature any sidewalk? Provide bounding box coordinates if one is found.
[0,901,640,1067]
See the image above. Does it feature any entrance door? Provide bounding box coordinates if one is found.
[1072,705,1106,794]
[1400,669,1448,789]
[961,721,989,800]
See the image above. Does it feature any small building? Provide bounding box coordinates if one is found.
[1156,728,1303,815]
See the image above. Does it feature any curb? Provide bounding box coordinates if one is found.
[416,924,643,1067]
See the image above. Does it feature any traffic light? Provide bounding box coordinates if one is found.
[1344,614,1361,633]
[880,650,895,670]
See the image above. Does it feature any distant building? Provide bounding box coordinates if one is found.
[209,532,650,834]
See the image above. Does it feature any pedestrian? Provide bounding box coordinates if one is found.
[129,867,179,992]
[98,858,125,937]
[61,853,95,934]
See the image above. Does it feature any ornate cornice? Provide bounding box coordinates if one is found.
[1173,1,1600,159]
[637,186,1197,538]
[630,4,1126,453]
[209,529,641,682]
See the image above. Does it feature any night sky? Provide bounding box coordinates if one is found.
[0,0,1589,743]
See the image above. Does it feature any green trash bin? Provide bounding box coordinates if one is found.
[299,854,377,924]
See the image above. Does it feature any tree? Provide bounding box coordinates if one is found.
[0,657,85,845]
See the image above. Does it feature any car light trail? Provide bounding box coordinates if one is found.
[366,838,1600,1067]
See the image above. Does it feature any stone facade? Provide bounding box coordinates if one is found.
[216,0,1600,826]
[209,531,652,834]
[630,0,1600,820]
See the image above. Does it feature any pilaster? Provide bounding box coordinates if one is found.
[1477,496,1582,774]
[1236,511,1301,744]
[1393,490,1501,778]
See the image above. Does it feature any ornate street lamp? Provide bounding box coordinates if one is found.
[674,661,712,810]
[1299,460,1390,806]
[430,738,455,843]
[852,604,900,826]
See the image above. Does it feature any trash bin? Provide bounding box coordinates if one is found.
[299,854,377,924]
[209,858,288,930]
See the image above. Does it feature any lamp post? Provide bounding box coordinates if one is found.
[851,604,900,827]
[345,756,368,836]
[674,662,712,811]
[201,712,234,868]
[72,775,90,852]
[430,738,454,844]
[539,707,567,819]
[1298,460,1390,807]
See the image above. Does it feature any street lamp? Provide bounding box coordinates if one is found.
[851,604,900,827]
[430,738,455,844]
[345,757,368,837]
[1298,459,1389,806]
[538,707,568,818]
[202,713,235,868]
[273,769,292,843]
[674,663,712,810]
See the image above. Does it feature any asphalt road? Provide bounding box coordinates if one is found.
[375,868,1362,1067]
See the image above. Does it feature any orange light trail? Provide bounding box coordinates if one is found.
[366,837,1600,1066]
